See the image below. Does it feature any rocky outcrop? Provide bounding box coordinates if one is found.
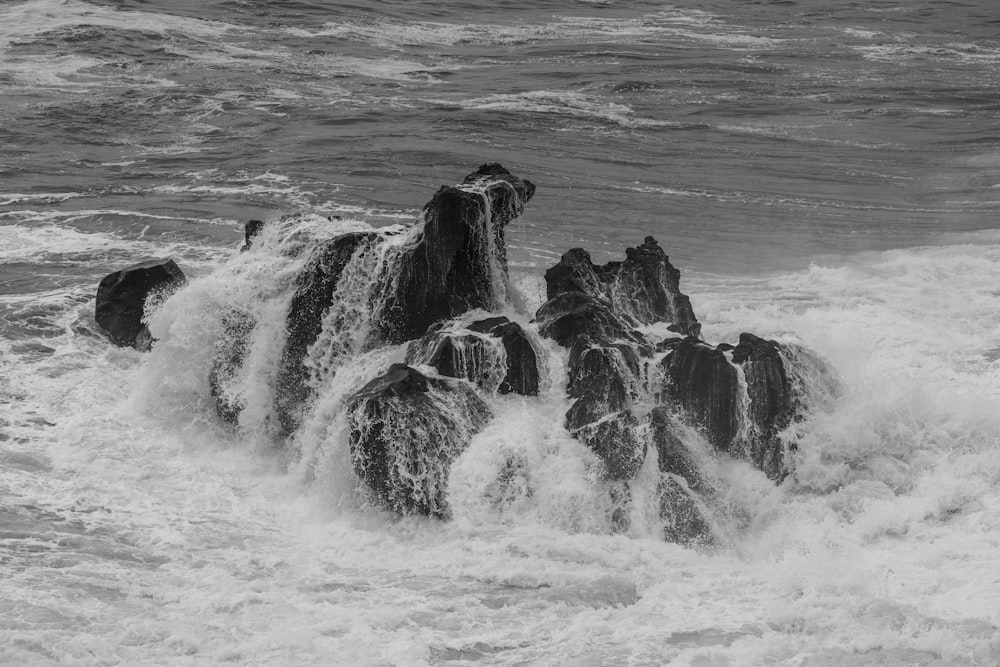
[731,333,794,479]
[405,316,540,396]
[275,231,379,435]
[565,341,645,479]
[659,337,741,454]
[241,219,265,252]
[536,236,698,481]
[544,236,700,336]
[95,258,185,349]
[114,164,845,546]
[658,333,835,481]
[374,164,535,344]
[347,364,493,517]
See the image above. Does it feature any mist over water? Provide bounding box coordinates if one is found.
[3,0,1000,664]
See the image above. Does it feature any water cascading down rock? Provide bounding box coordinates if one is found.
[534,235,838,543]
[190,163,837,541]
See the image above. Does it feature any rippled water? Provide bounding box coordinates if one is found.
[3,0,1000,664]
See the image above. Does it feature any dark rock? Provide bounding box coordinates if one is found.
[209,309,256,424]
[347,363,493,518]
[565,342,645,479]
[660,337,741,453]
[468,317,540,395]
[658,475,714,546]
[95,258,185,348]
[275,231,379,436]
[650,407,704,491]
[732,333,794,479]
[544,236,700,337]
[375,164,535,344]
[405,316,540,396]
[536,292,644,349]
[242,219,265,252]
[659,333,835,481]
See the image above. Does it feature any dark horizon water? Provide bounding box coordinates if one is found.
[3,0,999,281]
[3,1,1000,665]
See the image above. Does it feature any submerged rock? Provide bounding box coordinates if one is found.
[95,258,185,349]
[209,309,256,424]
[650,407,704,491]
[375,164,535,344]
[405,316,540,396]
[347,363,493,518]
[658,475,714,546]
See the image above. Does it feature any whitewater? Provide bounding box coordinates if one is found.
[3,0,1000,665]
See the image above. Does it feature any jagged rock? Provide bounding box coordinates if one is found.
[544,236,700,337]
[660,337,741,453]
[209,309,256,424]
[275,231,379,435]
[405,316,540,396]
[565,341,645,479]
[659,333,835,481]
[375,164,535,344]
[95,258,185,349]
[241,219,265,252]
[347,363,493,518]
[535,292,644,349]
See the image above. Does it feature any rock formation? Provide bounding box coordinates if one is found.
[536,238,698,480]
[95,258,185,349]
[347,364,493,517]
[111,164,842,547]
[274,231,379,435]
[404,316,540,396]
[373,163,535,344]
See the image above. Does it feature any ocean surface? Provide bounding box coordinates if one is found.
[3,0,1000,664]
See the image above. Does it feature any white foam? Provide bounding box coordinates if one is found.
[5,223,1000,663]
[458,90,681,129]
[293,10,777,52]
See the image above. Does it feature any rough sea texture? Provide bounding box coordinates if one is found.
[2,0,1000,664]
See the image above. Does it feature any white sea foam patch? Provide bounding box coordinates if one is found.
[5,231,1000,663]
[0,0,233,51]
[292,9,777,51]
[312,54,455,83]
[0,192,82,206]
[0,216,231,268]
[459,90,681,129]
[855,41,1000,64]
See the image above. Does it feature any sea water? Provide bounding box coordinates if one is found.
[2,0,1000,664]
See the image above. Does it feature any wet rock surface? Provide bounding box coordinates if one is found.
[275,231,379,435]
[95,258,185,349]
[375,163,535,344]
[109,164,841,545]
[405,316,540,396]
[347,363,493,518]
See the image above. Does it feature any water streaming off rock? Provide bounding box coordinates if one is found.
[3,0,1000,664]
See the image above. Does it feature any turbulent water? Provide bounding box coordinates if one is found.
[3,0,1000,664]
